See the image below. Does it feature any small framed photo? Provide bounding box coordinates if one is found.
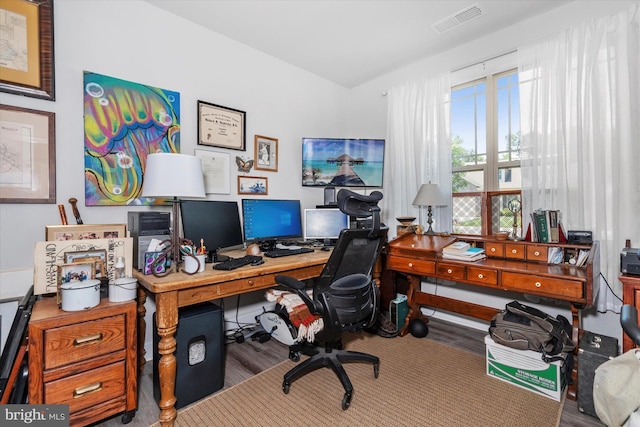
[45,224,126,241]
[197,100,246,151]
[254,135,278,172]
[57,263,96,285]
[64,249,107,278]
[238,176,268,195]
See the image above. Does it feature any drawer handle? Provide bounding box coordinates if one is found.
[447,269,453,274]
[73,382,102,398]
[408,263,413,268]
[491,248,496,252]
[248,280,254,286]
[535,281,542,288]
[534,251,540,256]
[511,249,518,254]
[478,273,484,279]
[73,333,103,347]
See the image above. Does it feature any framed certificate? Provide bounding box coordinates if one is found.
[197,100,246,151]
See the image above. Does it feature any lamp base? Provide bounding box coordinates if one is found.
[425,205,436,236]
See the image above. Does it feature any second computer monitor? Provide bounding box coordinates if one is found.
[304,208,349,246]
[241,199,303,250]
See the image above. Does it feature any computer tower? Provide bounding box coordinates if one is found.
[128,212,170,269]
[577,331,618,417]
[153,302,225,409]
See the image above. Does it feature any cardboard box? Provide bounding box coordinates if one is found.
[485,335,567,401]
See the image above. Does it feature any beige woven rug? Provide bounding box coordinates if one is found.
[152,334,564,427]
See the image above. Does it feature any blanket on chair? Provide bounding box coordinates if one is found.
[265,289,324,342]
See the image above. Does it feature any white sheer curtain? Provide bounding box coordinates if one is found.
[518,5,640,312]
[383,74,452,237]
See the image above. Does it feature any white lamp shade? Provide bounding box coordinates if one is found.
[412,183,447,207]
[141,153,206,199]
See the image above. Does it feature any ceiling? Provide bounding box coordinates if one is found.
[144,1,570,88]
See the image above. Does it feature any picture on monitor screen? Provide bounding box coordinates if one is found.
[304,208,349,247]
[181,200,244,262]
[302,138,385,187]
[241,199,302,250]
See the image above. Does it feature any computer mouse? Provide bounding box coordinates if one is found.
[251,259,265,266]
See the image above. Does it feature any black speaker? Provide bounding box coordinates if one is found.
[324,186,337,206]
[577,331,618,417]
[153,302,225,409]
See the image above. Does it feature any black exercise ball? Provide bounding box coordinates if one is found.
[408,318,429,338]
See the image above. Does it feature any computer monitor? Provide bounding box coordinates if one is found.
[304,208,349,247]
[241,199,302,250]
[181,200,244,262]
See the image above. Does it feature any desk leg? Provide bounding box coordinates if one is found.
[136,287,147,373]
[400,274,428,337]
[155,292,179,427]
[567,304,582,401]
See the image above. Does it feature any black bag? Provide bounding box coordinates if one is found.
[489,300,575,363]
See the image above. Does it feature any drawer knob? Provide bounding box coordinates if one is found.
[535,281,542,288]
[534,251,540,256]
[478,274,484,279]
[248,280,254,286]
[408,263,413,268]
[512,249,518,254]
[491,248,496,253]
[73,333,103,347]
[74,382,102,398]
[447,269,453,274]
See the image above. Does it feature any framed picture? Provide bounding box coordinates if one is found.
[0,104,56,203]
[45,224,127,241]
[194,149,231,194]
[0,0,55,100]
[254,135,278,172]
[197,100,246,151]
[57,263,96,284]
[238,176,268,195]
[64,249,107,278]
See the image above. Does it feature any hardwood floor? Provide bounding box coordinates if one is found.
[93,317,603,427]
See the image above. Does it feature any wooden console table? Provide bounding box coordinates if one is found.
[385,233,599,401]
[134,248,330,427]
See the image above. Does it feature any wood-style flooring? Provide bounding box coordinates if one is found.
[93,317,603,427]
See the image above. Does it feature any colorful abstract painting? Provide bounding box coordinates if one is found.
[84,71,180,205]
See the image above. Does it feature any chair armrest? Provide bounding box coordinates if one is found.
[275,275,322,314]
[621,304,640,346]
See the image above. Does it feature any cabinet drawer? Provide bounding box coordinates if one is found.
[44,361,125,414]
[504,243,526,260]
[387,255,435,276]
[43,315,126,370]
[485,243,504,258]
[502,272,583,299]
[527,245,548,262]
[466,266,498,286]
[437,263,465,280]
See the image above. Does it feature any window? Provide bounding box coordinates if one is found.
[451,69,521,235]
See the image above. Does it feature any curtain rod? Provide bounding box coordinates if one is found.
[450,49,517,74]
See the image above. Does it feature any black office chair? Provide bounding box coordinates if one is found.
[621,304,640,347]
[275,189,388,410]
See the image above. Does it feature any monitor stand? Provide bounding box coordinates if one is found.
[322,238,333,251]
[259,239,278,252]
[210,250,230,263]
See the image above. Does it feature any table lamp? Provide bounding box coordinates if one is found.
[412,183,447,235]
[141,153,206,274]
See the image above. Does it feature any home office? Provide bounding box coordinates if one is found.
[1,1,639,426]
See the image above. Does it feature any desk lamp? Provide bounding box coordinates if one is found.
[412,183,447,236]
[141,153,206,274]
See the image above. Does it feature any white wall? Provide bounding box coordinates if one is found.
[347,0,638,345]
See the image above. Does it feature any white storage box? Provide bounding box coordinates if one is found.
[485,335,567,401]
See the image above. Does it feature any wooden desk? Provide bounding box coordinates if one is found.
[621,274,640,352]
[385,233,599,401]
[133,248,330,427]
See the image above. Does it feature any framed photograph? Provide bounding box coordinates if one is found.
[57,263,96,284]
[0,104,56,203]
[45,223,127,241]
[238,176,268,195]
[197,100,246,151]
[0,0,55,100]
[64,249,107,278]
[254,135,278,172]
[194,148,231,194]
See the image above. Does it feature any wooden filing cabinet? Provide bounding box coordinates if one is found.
[28,297,137,426]
[621,274,640,353]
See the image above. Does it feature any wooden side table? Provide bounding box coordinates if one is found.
[28,297,137,426]
[620,274,640,352]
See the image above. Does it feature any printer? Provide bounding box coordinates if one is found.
[620,247,640,276]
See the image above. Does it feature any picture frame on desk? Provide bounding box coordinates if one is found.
[64,249,107,278]
[45,223,126,241]
[0,105,56,204]
[0,0,55,100]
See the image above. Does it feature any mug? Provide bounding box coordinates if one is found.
[183,254,206,274]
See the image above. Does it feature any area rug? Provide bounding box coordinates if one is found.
[151,333,564,426]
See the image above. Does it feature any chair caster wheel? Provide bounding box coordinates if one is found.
[282,381,290,394]
[289,350,300,362]
[342,392,352,410]
[373,363,379,378]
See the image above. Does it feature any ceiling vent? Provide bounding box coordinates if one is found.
[431,3,484,35]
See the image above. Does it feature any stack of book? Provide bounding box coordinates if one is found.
[442,242,486,261]
[530,209,562,243]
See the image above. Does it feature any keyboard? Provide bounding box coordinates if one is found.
[213,255,263,270]
[264,247,314,258]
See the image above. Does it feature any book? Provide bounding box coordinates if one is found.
[443,241,471,254]
[548,210,560,243]
[442,251,486,262]
[535,209,549,243]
